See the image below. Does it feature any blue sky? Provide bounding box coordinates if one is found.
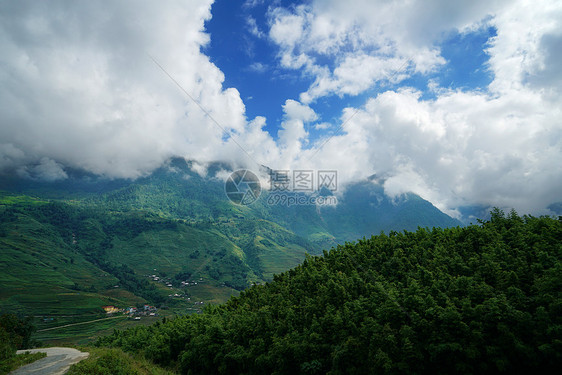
[205,0,311,135]
[205,0,497,141]
[0,0,561,218]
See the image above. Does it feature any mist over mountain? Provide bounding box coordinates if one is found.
[0,157,461,233]
[0,157,461,318]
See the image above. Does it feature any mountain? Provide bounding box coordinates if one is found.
[0,158,461,319]
[317,177,460,242]
[95,211,562,374]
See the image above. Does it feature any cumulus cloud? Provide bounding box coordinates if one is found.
[0,0,274,179]
[299,87,561,216]
[266,0,507,102]
[0,0,561,219]
[265,0,562,216]
[275,100,318,166]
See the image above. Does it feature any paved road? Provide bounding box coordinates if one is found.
[10,347,89,375]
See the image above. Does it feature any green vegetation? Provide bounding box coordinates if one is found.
[0,351,46,375]
[0,199,145,317]
[0,313,42,374]
[0,194,246,315]
[96,210,562,374]
[1,159,462,345]
[67,347,174,375]
[0,314,36,355]
[33,316,130,346]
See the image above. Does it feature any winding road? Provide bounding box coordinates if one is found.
[10,347,89,375]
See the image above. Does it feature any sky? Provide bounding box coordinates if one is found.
[0,0,561,219]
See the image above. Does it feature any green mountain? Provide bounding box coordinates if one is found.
[96,210,562,374]
[0,158,461,320]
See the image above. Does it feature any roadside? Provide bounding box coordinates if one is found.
[10,348,88,375]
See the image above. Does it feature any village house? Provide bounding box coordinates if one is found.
[102,305,120,314]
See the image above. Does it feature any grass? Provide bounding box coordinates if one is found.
[251,222,311,279]
[67,347,175,374]
[0,189,322,347]
[33,314,174,347]
[30,281,240,346]
[0,351,47,375]
[0,193,46,206]
[184,283,239,305]
[0,211,143,317]
[107,226,240,277]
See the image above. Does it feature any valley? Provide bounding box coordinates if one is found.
[0,159,462,345]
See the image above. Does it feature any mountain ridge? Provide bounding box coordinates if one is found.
[1,157,461,320]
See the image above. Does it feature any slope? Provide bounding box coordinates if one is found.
[97,210,562,374]
[0,195,138,316]
[0,157,462,318]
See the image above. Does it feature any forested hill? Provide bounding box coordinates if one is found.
[96,210,562,374]
[1,158,461,317]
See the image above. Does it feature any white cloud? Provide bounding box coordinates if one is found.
[17,157,68,181]
[314,122,331,130]
[275,100,318,166]
[301,54,410,103]
[246,16,265,38]
[269,7,307,49]
[243,0,264,9]
[297,85,562,217]
[267,0,504,102]
[0,0,275,179]
[248,62,267,73]
[486,0,562,94]
[259,0,562,216]
[282,99,318,122]
[1,0,561,218]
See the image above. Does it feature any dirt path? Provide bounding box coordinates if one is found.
[36,315,126,332]
[10,347,89,375]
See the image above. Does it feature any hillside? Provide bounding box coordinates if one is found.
[0,195,246,318]
[96,210,562,374]
[0,158,461,325]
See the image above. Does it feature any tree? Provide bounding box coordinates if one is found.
[0,314,36,354]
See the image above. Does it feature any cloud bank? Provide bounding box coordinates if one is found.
[0,0,268,178]
[0,0,561,218]
[266,0,562,216]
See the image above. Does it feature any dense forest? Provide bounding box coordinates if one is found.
[95,210,562,374]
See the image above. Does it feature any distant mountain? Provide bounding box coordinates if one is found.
[0,158,461,317]
[317,177,461,242]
